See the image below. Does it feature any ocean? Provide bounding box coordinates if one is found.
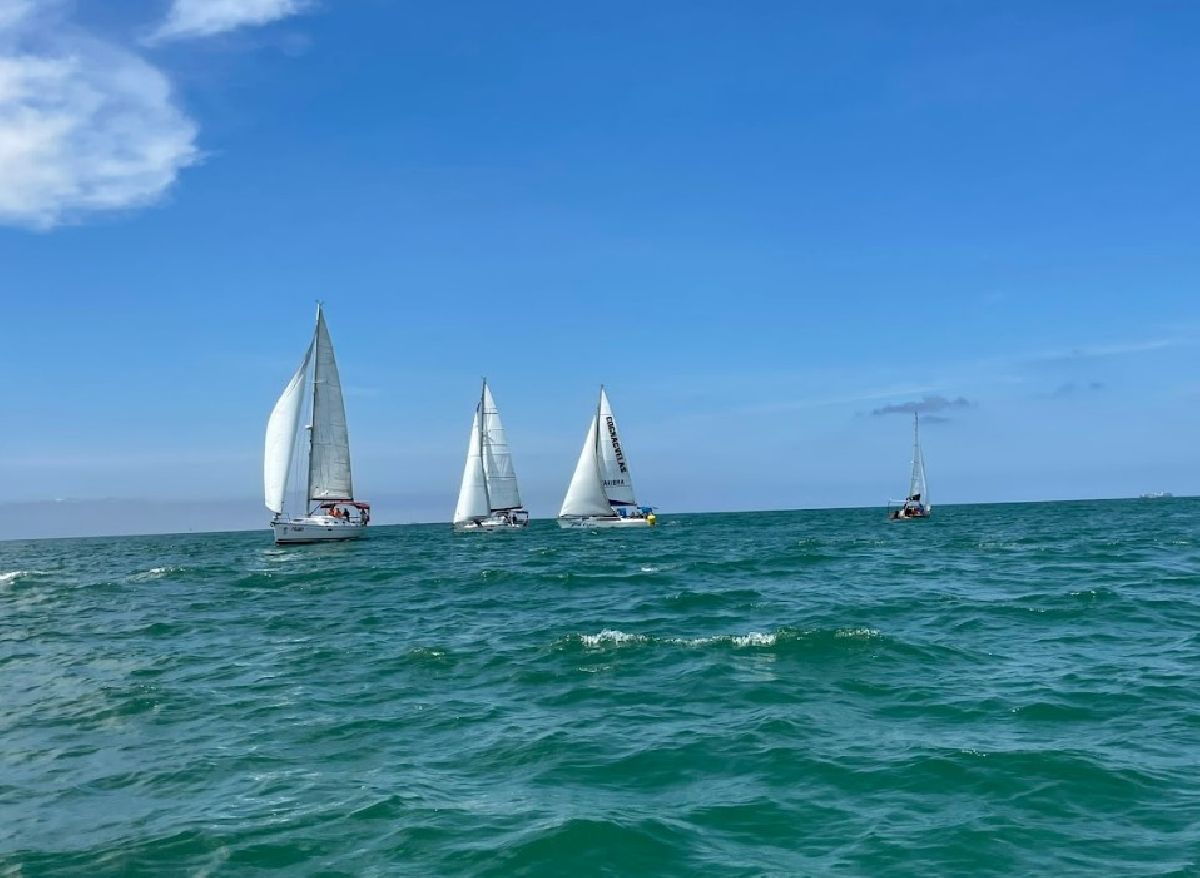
[2,499,1198,876]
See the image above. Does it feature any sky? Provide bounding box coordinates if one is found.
[1,0,1198,538]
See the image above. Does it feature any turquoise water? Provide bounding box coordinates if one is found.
[2,500,1198,876]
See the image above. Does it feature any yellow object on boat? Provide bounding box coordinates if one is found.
[646,513,657,526]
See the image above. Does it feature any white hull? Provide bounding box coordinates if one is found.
[454,519,529,532]
[557,515,653,529]
[272,516,367,544]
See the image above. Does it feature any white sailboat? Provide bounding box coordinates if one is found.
[889,412,931,521]
[558,386,657,529]
[453,379,530,531]
[264,304,369,544]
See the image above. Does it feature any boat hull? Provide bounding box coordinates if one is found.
[557,515,654,529]
[271,517,367,544]
[454,519,529,532]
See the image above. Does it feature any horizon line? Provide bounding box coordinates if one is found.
[1,495,1189,544]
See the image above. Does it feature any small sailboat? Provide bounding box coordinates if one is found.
[264,304,369,544]
[453,379,530,531]
[558,386,657,529]
[889,412,931,521]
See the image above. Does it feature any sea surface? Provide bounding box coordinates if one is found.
[2,500,1198,876]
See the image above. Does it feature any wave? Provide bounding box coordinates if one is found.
[644,588,763,613]
[483,816,693,875]
[0,570,49,587]
[563,625,884,652]
[129,566,184,582]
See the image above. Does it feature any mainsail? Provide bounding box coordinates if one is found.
[454,408,491,523]
[308,307,354,501]
[597,387,637,507]
[560,410,613,518]
[908,413,928,504]
[481,383,522,510]
[263,343,313,514]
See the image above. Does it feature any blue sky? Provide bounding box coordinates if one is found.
[1,1,1198,535]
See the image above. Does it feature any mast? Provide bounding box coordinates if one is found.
[306,303,321,507]
[596,386,605,503]
[479,378,492,513]
[908,412,928,505]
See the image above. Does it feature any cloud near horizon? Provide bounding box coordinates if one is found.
[870,395,973,417]
[1046,381,1105,399]
[0,0,309,230]
[150,0,310,43]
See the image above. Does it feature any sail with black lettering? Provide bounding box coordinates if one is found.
[597,387,637,507]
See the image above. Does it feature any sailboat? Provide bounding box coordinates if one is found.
[889,412,931,521]
[264,304,369,544]
[453,379,530,531]
[558,386,657,529]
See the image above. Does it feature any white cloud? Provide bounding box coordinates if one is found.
[151,0,308,42]
[0,4,199,229]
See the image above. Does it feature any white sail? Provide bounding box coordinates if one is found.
[559,412,613,517]
[481,383,522,511]
[908,414,928,504]
[308,306,354,501]
[597,387,637,506]
[263,343,313,514]
[454,408,491,523]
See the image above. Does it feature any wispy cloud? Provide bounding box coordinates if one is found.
[1026,338,1178,367]
[1044,380,1105,399]
[870,395,973,417]
[0,3,199,229]
[150,0,310,43]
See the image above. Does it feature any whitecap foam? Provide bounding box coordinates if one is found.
[579,630,646,647]
[639,566,661,573]
[834,627,879,639]
[670,631,778,647]
[130,566,182,581]
[0,570,40,587]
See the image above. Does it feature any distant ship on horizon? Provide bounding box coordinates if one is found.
[1138,491,1174,499]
